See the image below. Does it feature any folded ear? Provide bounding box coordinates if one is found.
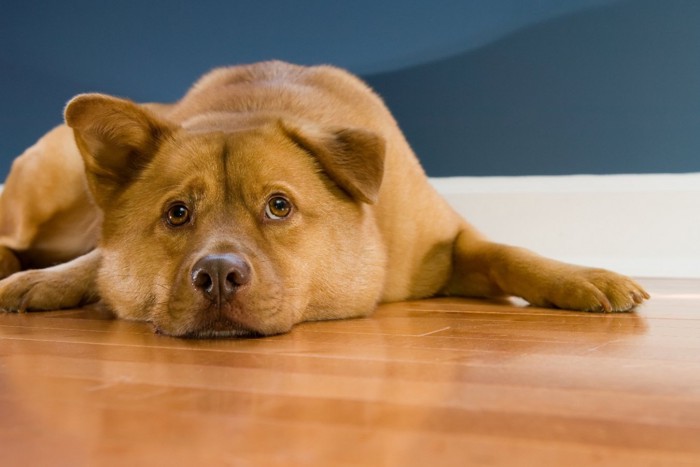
[64,93,174,208]
[280,121,385,204]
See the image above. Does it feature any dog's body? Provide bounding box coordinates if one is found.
[0,61,648,337]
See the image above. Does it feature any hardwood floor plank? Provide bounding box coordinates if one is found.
[2,381,699,467]
[1,278,699,465]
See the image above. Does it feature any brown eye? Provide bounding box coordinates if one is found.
[265,196,292,220]
[166,203,191,227]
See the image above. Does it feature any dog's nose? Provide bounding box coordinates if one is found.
[191,254,251,302]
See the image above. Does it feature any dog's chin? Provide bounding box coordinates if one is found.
[151,304,290,339]
[179,328,262,339]
[153,320,263,339]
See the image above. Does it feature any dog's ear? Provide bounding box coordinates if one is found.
[64,93,174,208]
[280,121,385,204]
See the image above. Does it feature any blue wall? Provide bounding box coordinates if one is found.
[2,0,699,178]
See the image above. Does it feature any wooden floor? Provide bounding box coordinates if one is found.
[1,278,699,466]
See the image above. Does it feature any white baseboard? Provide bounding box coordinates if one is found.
[430,173,700,279]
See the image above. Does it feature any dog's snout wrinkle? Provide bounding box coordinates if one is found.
[191,253,251,303]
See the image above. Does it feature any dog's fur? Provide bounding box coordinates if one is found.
[0,61,648,337]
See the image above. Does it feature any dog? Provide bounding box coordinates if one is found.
[0,61,649,337]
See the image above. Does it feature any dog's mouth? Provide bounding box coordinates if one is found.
[153,319,263,339]
[152,308,264,339]
[172,327,262,339]
[151,297,288,339]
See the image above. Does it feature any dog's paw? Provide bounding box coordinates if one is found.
[528,268,650,312]
[0,268,93,312]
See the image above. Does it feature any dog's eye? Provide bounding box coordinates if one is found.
[265,196,292,220]
[165,203,191,227]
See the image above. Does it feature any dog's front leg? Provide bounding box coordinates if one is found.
[445,229,649,312]
[0,249,101,312]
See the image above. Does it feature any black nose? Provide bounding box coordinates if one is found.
[191,254,251,303]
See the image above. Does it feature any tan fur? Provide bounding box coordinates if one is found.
[0,61,649,337]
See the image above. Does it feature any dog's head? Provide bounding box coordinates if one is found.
[64,94,387,337]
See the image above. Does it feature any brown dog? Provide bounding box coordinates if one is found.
[0,61,648,337]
